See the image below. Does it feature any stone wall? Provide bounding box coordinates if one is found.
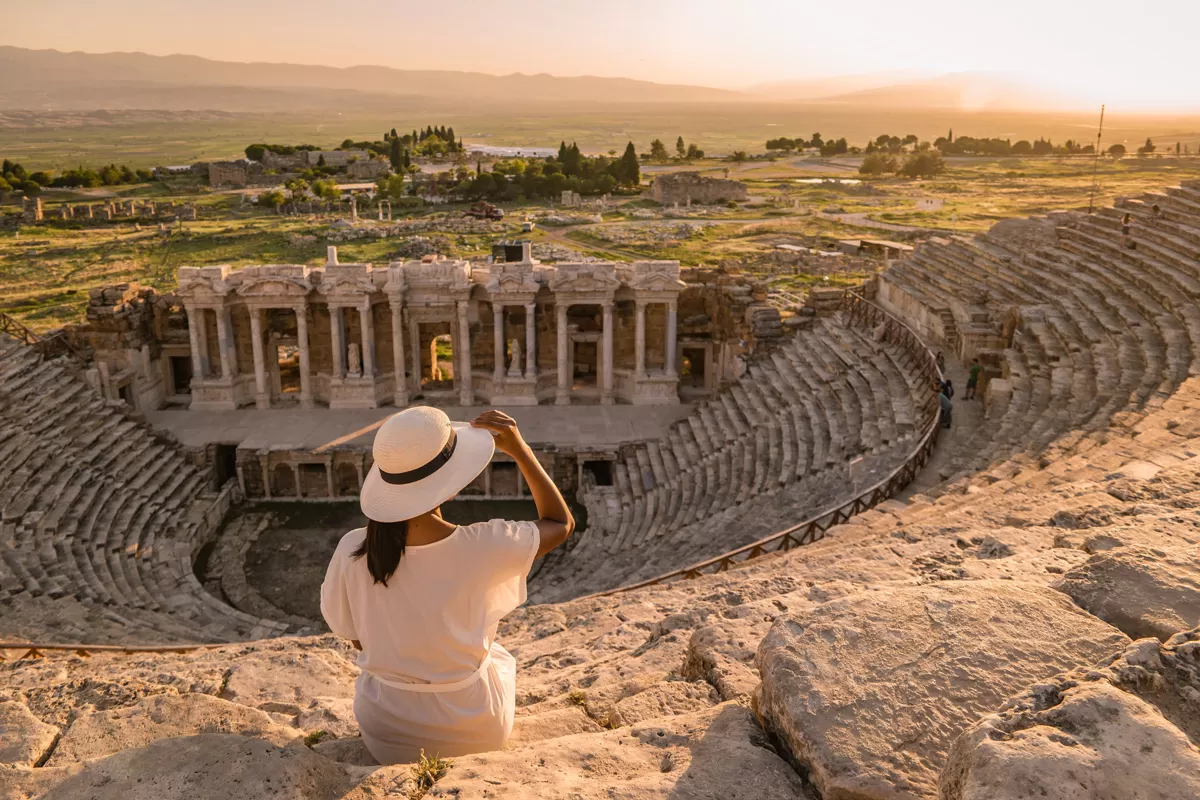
[651,172,749,205]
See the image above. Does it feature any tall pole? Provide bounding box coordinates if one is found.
[1088,104,1105,214]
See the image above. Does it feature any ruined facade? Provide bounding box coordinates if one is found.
[76,246,780,414]
[650,171,749,206]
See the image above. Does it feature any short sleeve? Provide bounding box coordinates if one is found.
[320,545,358,641]
[478,519,540,624]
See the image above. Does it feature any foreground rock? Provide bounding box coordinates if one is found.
[47,693,304,765]
[1054,544,1200,641]
[755,580,1130,800]
[0,735,356,800]
[0,699,58,766]
[422,704,810,799]
[941,629,1200,800]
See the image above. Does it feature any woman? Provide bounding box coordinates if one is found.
[321,406,574,764]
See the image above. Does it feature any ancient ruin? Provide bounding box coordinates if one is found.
[4,181,1200,799]
[650,171,749,205]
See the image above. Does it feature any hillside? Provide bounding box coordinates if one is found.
[0,46,743,111]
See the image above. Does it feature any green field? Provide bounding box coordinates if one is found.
[2,150,1195,333]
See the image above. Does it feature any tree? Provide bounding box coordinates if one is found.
[311,179,340,202]
[19,180,41,195]
[376,174,408,203]
[618,141,640,187]
[1108,143,1126,158]
[649,139,669,162]
[1011,140,1033,155]
[899,148,945,178]
[676,136,686,159]
[686,143,704,159]
[390,127,398,139]
[858,152,897,175]
[284,178,309,200]
[0,175,9,193]
[390,137,403,171]
[245,144,267,161]
[729,150,748,162]
[1137,137,1156,156]
[810,133,823,148]
[259,189,285,212]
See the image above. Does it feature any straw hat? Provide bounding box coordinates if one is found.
[360,406,495,522]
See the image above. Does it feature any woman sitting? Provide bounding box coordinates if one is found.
[321,406,574,764]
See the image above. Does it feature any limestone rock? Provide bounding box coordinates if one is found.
[756,580,1130,800]
[312,736,379,766]
[220,649,358,716]
[508,707,601,747]
[47,693,303,766]
[0,699,58,766]
[0,735,354,800]
[941,630,1200,799]
[1054,545,1200,641]
[427,703,812,799]
[608,680,719,727]
[296,696,359,739]
[940,681,1200,800]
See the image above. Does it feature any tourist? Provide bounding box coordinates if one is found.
[935,351,946,373]
[321,406,575,764]
[966,357,982,400]
[939,385,953,429]
[941,378,955,399]
[1122,212,1137,250]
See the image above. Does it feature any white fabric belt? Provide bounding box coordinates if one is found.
[364,653,491,694]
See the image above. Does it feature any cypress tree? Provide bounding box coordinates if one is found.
[390,138,403,171]
[619,141,640,187]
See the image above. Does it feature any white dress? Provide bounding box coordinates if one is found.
[320,519,540,764]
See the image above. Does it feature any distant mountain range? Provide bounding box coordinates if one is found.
[0,46,739,111]
[0,46,1094,112]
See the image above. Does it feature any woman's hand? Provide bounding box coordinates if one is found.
[471,410,527,457]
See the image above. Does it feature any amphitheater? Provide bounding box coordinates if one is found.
[3,184,1200,798]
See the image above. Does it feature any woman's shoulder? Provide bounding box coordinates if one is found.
[332,527,367,557]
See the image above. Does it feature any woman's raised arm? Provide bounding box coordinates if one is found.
[471,410,575,558]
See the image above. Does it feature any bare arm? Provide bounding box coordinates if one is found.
[472,410,575,558]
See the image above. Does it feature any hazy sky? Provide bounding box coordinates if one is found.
[5,0,1198,109]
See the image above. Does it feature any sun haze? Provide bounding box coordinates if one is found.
[3,0,1197,110]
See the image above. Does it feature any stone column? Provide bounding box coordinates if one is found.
[408,313,421,397]
[601,301,614,405]
[457,300,473,405]
[524,302,536,379]
[294,304,313,409]
[216,306,236,379]
[249,307,269,408]
[666,300,678,375]
[493,303,505,381]
[359,302,375,378]
[186,305,205,383]
[634,300,647,377]
[555,302,569,405]
[390,301,408,406]
[330,306,345,379]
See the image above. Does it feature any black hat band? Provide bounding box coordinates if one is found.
[379,428,458,485]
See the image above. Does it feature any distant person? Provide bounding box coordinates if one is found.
[966,357,983,400]
[939,385,953,430]
[941,378,955,399]
[935,351,946,373]
[1122,212,1137,250]
[321,407,574,765]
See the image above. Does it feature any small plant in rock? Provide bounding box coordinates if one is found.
[410,749,452,798]
[566,689,588,707]
[303,729,329,746]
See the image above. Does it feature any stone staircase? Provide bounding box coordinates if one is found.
[0,334,289,644]
[531,312,931,602]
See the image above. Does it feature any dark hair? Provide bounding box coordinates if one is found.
[351,519,408,586]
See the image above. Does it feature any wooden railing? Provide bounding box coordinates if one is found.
[0,290,942,660]
[0,311,86,362]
